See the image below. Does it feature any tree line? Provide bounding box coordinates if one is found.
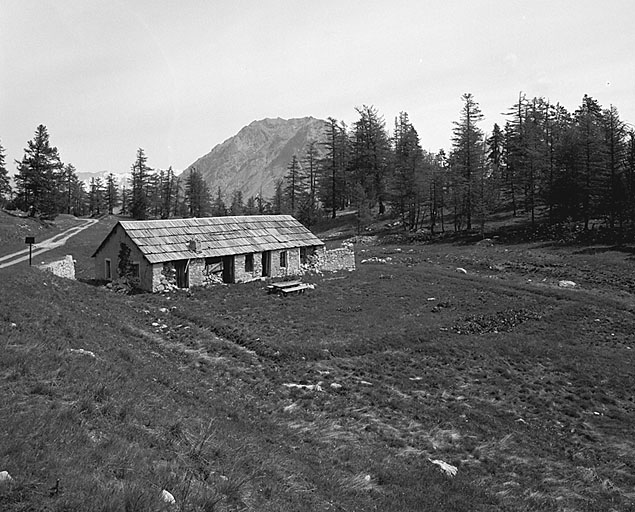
[2,92,634,237]
[279,94,635,235]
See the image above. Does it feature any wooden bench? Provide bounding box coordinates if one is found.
[281,283,311,296]
[267,280,302,294]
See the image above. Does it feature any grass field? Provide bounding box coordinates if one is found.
[1,213,635,511]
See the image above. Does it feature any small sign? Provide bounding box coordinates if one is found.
[25,236,35,244]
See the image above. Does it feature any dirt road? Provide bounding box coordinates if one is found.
[0,218,99,269]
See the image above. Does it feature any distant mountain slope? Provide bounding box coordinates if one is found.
[76,170,129,187]
[182,117,328,200]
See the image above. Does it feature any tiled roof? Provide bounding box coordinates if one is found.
[100,215,324,264]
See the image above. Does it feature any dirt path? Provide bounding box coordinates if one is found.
[0,218,99,269]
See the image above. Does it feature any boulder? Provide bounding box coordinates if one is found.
[558,280,577,288]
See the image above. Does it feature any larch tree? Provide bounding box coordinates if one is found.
[450,93,485,231]
[105,173,120,215]
[284,155,305,215]
[0,141,11,205]
[129,148,151,220]
[184,167,211,217]
[390,112,425,230]
[350,105,391,215]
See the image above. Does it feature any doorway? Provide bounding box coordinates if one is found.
[222,256,234,283]
[261,251,271,277]
[174,259,189,288]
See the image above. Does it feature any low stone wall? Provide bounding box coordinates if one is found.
[304,244,356,273]
[37,255,76,280]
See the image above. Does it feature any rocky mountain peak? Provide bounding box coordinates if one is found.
[182,117,328,200]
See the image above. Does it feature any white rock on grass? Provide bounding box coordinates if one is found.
[429,458,458,477]
[558,280,577,288]
[69,348,96,358]
[0,470,13,483]
[456,267,468,274]
[160,489,176,505]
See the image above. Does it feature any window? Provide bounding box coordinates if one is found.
[104,259,112,280]
[205,257,223,275]
[245,253,254,272]
[130,262,140,278]
[280,250,287,268]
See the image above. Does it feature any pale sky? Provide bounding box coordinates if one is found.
[1,0,634,176]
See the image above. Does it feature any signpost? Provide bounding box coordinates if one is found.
[25,237,35,266]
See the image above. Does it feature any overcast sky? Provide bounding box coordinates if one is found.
[1,0,634,176]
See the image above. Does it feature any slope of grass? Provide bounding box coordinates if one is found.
[2,217,635,510]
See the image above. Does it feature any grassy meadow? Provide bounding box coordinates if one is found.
[1,212,635,511]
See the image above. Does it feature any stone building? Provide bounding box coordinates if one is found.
[92,215,332,292]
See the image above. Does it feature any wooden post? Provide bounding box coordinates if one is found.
[25,237,35,266]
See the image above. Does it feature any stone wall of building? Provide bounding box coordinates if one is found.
[188,258,206,287]
[305,244,356,273]
[38,255,76,280]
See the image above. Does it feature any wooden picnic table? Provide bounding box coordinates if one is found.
[267,280,306,295]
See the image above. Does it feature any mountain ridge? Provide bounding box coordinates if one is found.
[182,116,328,200]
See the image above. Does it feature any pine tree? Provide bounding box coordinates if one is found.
[0,141,11,205]
[300,141,320,224]
[211,186,226,216]
[450,93,485,230]
[390,112,425,230]
[129,148,151,220]
[105,173,120,215]
[284,155,305,215]
[350,105,391,215]
[229,190,244,216]
[601,104,628,227]
[88,177,106,215]
[574,95,605,229]
[184,167,211,217]
[15,124,64,217]
[319,118,349,218]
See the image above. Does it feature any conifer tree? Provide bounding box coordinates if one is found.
[350,105,391,215]
[105,173,120,215]
[284,155,304,215]
[390,112,425,230]
[184,167,210,217]
[15,124,64,217]
[0,141,11,205]
[450,93,485,230]
[129,148,151,219]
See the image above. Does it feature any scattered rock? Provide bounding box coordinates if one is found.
[283,382,324,392]
[330,382,343,390]
[69,348,96,358]
[558,280,577,288]
[160,489,176,505]
[0,470,13,483]
[429,458,458,477]
[361,256,392,264]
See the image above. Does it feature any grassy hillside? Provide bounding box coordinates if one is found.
[2,216,635,511]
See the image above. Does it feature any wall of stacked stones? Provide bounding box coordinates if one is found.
[37,255,76,280]
[304,244,356,273]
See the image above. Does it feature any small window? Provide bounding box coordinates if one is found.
[104,258,112,280]
[280,251,287,268]
[245,253,254,272]
[130,262,140,278]
[205,257,223,275]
